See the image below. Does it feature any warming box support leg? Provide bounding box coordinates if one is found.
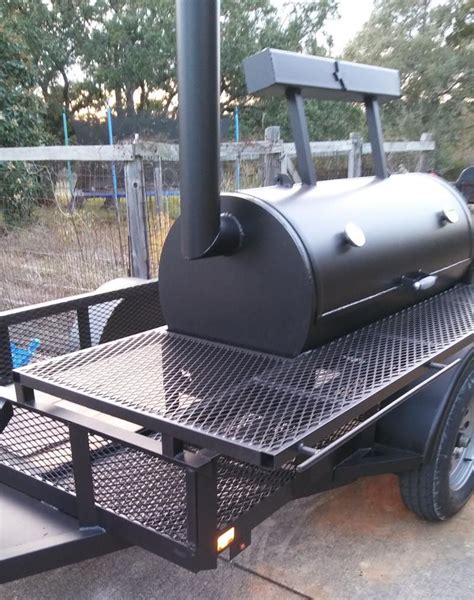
[186,453,218,571]
[69,424,98,528]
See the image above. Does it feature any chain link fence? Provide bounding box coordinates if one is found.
[0,132,435,310]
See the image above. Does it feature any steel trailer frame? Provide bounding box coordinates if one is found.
[1,282,472,583]
[2,0,473,580]
[0,280,164,581]
[0,351,468,579]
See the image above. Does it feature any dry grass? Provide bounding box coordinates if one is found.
[0,194,178,311]
[0,205,129,310]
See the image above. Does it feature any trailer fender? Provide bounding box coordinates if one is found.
[375,345,473,463]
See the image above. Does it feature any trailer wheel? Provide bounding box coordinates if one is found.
[399,359,473,521]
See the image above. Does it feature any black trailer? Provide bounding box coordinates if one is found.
[1,0,473,585]
[1,278,472,582]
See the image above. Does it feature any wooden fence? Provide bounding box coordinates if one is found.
[0,130,435,287]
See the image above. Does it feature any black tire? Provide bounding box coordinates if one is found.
[399,358,474,521]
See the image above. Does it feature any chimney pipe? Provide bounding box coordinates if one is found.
[176,0,241,260]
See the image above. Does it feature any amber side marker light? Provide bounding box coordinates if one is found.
[217,527,235,552]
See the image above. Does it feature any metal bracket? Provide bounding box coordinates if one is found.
[364,96,388,179]
[295,359,461,473]
[333,444,421,481]
[69,424,98,528]
[285,88,317,186]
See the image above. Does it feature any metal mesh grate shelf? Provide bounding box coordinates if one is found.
[15,285,473,467]
[0,407,76,493]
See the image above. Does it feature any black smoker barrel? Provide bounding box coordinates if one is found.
[160,1,473,357]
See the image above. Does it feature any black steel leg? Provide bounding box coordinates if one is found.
[76,306,92,349]
[186,452,218,570]
[0,324,12,385]
[0,397,14,433]
[162,434,184,458]
[69,424,97,528]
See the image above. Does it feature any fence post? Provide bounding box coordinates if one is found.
[416,132,434,172]
[125,154,150,279]
[348,132,363,178]
[153,158,164,226]
[263,126,282,185]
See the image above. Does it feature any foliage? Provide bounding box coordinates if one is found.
[345,0,474,173]
[1,0,95,139]
[81,0,176,116]
[237,96,365,142]
[0,21,46,146]
[221,0,364,140]
[0,19,49,226]
[220,0,336,109]
[0,0,346,140]
[0,0,472,166]
[80,0,343,139]
[0,163,46,228]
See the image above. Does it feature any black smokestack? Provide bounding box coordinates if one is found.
[176,0,241,260]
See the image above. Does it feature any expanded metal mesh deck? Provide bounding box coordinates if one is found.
[15,285,473,468]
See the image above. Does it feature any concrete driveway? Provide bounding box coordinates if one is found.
[2,474,473,600]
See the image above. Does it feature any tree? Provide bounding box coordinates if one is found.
[345,0,474,173]
[0,24,45,146]
[1,0,95,138]
[0,21,48,226]
[220,0,333,111]
[220,0,362,140]
[220,0,364,141]
[81,0,176,117]
[1,0,363,143]
[80,0,355,141]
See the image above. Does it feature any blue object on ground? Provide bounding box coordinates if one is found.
[10,338,41,368]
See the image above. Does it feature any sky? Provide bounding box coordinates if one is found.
[324,0,374,54]
[272,0,375,55]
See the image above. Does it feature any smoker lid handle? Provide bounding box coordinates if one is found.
[244,49,394,181]
[401,273,439,292]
